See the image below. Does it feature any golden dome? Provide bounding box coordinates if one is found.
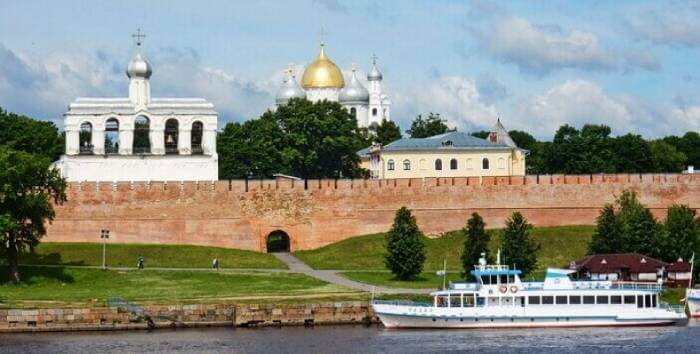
[301,44,345,89]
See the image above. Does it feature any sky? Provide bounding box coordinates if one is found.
[0,0,699,139]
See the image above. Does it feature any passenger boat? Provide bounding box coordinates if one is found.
[372,255,686,328]
[686,288,700,318]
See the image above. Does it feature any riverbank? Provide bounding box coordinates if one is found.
[0,302,377,333]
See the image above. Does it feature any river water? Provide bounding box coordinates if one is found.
[1,323,699,354]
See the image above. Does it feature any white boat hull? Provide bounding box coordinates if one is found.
[686,292,700,318]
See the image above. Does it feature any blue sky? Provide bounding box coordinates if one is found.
[0,0,699,139]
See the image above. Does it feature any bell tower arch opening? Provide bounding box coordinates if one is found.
[266,230,290,253]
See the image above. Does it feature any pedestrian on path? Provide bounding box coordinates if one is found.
[212,257,220,271]
[137,255,145,269]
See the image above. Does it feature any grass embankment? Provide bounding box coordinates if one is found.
[0,266,357,308]
[12,242,286,269]
[295,225,592,288]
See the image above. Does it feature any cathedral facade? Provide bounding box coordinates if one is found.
[275,43,391,128]
[55,42,219,182]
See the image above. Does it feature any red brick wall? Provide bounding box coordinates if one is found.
[45,174,700,252]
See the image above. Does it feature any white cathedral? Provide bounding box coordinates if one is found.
[275,42,391,128]
[55,36,219,182]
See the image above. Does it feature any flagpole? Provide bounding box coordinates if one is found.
[689,253,695,289]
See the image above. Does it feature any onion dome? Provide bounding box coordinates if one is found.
[276,69,307,105]
[367,56,383,81]
[126,52,152,79]
[339,67,369,104]
[301,43,345,89]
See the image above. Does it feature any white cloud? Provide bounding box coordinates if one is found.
[472,16,657,74]
[393,76,498,133]
[627,4,700,47]
[517,80,699,139]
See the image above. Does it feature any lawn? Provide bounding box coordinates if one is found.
[295,225,594,272]
[342,271,464,289]
[10,242,286,269]
[0,266,354,308]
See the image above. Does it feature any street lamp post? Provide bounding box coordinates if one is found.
[100,229,110,270]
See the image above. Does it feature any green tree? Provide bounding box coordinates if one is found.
[370,119,402,146]
[612,134,654,173]
[406,113,455,138]
[650,140,687,172]
[664,132,700,168]
[588,204,625,254]
[461,213,492,278]
[470,130,490,139]
[616,190,662,256]
[500,212,540,276]
[0,147,67,283]
[661,205,700,263]
[0,107,64,161]
[218,116,286,179]
[384,207,426,280]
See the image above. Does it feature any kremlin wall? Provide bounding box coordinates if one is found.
[45,174,700,252]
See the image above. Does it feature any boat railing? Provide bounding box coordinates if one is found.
[521,282,544,290]
[448,283,479,291]
[659,302,686,313]
[372,300,433,307]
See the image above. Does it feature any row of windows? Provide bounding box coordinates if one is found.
[387,158,504,171]
[434,294,658,308]
[79,117,204,155]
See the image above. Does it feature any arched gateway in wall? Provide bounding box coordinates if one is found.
[266,230,290,253]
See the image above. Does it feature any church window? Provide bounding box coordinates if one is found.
[350,107,357,117]
[403,159,411,170]
[383,108,387,117]
[133,115,151,154]
[435,159,442,170]
[498,157,505,169]
[387,159,395,171]
[450,158,458,170]
[372,108,378,116]
[79,122,93,155]
[482,158,490,170]
[191,121,204,155]
[164,119,179,155]
[104,118,120,154]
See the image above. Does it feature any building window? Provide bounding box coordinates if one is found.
[450,158,458,170]
[387,159,395,171]
[482,158,490,170]
[372,108,377,116]
[435,159,442,170]
[350,107,357,116]
[79,121,93,154]
[191,121,204,154]
[104,118,120,154]
[498,157,505,169]
[403,159,411,170]
[164,118,179,155]
[133,115,151,154]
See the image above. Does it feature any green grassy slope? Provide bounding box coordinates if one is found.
[11,242,286,269]
[295,225,594,271]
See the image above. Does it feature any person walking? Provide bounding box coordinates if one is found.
[212,257,220,271]
[137,255,145,270]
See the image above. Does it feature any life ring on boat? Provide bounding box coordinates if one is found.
[499,285,508,293]
[510,286,518,293]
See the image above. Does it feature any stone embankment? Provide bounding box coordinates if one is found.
[0,302,377,333]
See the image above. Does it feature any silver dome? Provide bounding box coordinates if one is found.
[367,59,383,81]
[339,69,369,103]
[275,72,306,105]
[126,53,152,79]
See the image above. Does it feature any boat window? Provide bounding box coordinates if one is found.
[652,295,657,308]
[555,296,568,305]
[596,296,609,305]
[645,295,652,308]
[583,296,595,304]
[507,275,515,283]
[476,297,485,307]
[481,276,491,285]
[436,295,448,307]
[528,296,540,305]
[569,296,581,304]
[464,296,475,307]
[542,296,554,305]
[491,275,498,284]
[518,297,525,307]
[450,295,461,308]
[624,295,635,304]
[611,295,622,304]
[499,275,508,284]
[637,295,644,308]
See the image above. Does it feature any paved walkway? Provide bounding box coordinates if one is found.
[272,252,432,295]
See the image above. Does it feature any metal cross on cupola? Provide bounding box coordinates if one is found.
[132,28,146,47]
